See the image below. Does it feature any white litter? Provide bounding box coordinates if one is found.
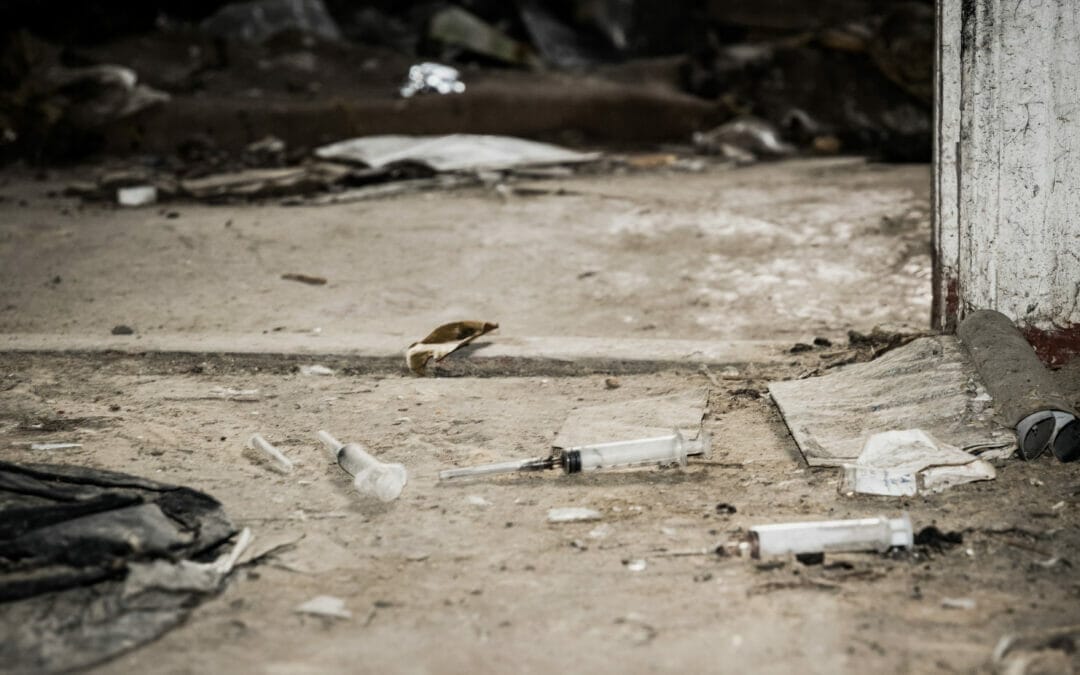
[941,597,977,610]
[588,524,614,539]
[299,364,335,376]
[247,433,293,473]
[295,595,352,620]
[547,507,602,523]
[625,559,647,572]
[465,495,492,507]
[315,134,600,173]
[117,185,157,207]
[840,429,996,497]
[30,442,83,450]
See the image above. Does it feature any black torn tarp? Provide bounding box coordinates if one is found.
[0,460,241,674]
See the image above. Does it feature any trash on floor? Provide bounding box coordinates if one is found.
[427,6,541,68]
[405,320,499,375]
[439,430,710,481]
[117,185,158,207]
[295,595,352,620]
[29,441,83,450]
[993,623,1080,675]
[839,429,996,496]
[281,273,327,286]
[730,514,914,559]
[769,336,1014,466]
[315,134,600,173]
[201,0,343,44]
[399,62,466,98]
[959,309,1080,462]
[299,364,335,376]
[548,507,603,523]
[693,116,795,162]
[0,460,241,673]
[247,433,294,473]
[317,430,406,502]
[553,388,710,450]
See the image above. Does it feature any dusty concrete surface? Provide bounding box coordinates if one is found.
[7,159,1076,674]
[1,354,1078,674]
[0,158,930,344]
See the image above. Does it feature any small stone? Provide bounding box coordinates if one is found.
[604,377,621,390]
[111,325,134,335]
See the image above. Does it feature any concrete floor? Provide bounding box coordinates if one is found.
[3,158,1078,674]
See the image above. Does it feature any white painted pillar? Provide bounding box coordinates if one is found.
[934,0,1080,364]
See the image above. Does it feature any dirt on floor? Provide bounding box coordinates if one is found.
[1,351,1079,674]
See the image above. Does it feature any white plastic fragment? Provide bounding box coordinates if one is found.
[547,507,602,523]
[247,433,293,472]
[30,442,83,450]
[299,364,335,376]
[465,495,492,507]
[117,185,157,207]
[588,524,614,539]
[941,597,976,610]
[625,559,647,572]
[749,514,913,558]
[295,595,352,620]
[840,429,996,496]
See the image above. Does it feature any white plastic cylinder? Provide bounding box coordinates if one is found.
[566,430,711,473]
[750,514,913,558]
[316,430,407,502]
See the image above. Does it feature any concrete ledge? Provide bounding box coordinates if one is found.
[0,333,788,376]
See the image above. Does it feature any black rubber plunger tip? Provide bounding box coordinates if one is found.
[1052,419,1080,462]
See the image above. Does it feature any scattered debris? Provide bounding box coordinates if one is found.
[624,559,647,572]
[117,185,157,207]
[847,327,925,358]
[813,337,833,347]
[465,495,492,507]
[427,7,540,68]
[316,135,599,173]
[913,526,963,553]
[715,503,737,515]
[317,430,407,502]
[993,624,1080,675]
[295,595,352,620]
[941,597,976,610]
[281,273,327,286]
[789,342,814,353]
[693,116,795,162]
[742,514,913,558]
[0,461,238,672]
[769,336,1014,466]
[111,324,134,335]
[29,442,82,450]
[201,0,342,44]
[299,364,335,376]
[548,507,602,523]
[839,429,996,496]
[209,387,261,402]
[247,433,293,473]
[588,523,613,539]
[406,320,498,376]
[604,377,621,390]
[399,62,466,99]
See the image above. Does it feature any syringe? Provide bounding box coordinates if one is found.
[438,430,710,481]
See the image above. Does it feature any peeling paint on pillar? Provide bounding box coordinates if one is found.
[935,0,1080,364]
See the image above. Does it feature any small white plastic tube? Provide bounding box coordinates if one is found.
[750,514,913,558]
[247,433,293,473]
[317,430,407,502]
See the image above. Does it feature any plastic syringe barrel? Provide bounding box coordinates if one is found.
[750,514,913,558]
[562,431,691,474]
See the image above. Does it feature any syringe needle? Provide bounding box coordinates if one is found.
[438,456,554,481]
